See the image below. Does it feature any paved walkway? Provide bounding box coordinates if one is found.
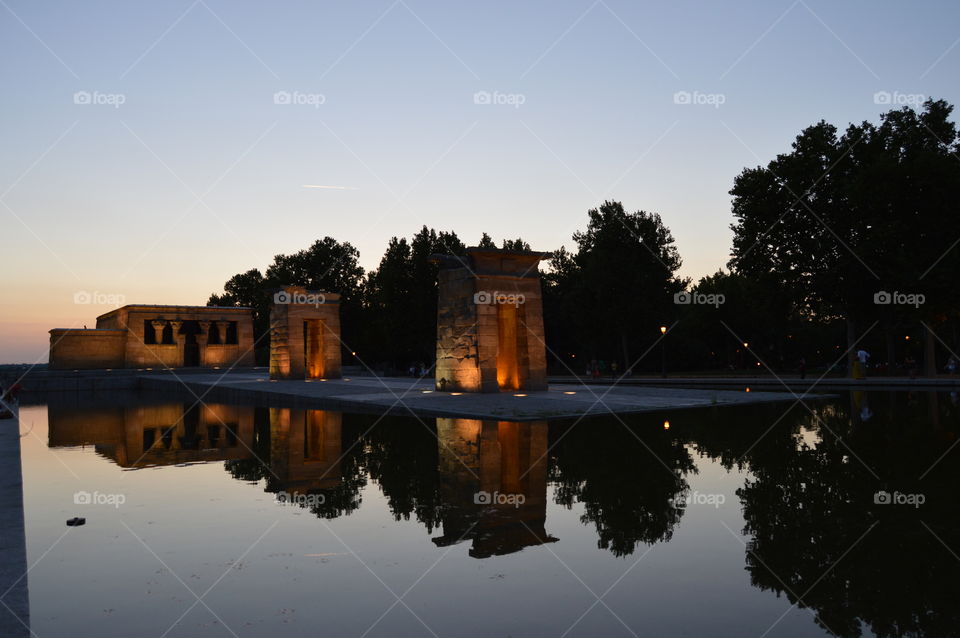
[139,372,824,421]
[0,415,29,637]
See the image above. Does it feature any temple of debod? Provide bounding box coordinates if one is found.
[47,248,546,394]
[49,304,255,370]
[38,248,810,420]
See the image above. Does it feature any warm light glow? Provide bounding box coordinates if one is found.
[422,390,433,393]
[745,387,751,392]
[497,303,521,391]
[351,351,356,356]
[743,342,749,348]
[756,362,761,366]
[563,391,576,395]
[905,335,911,341]
[513,393,527,397]
[663,420,670,430]
[450,392,463,396]
[660,326,667,335]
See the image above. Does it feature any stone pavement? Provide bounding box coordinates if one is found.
[0,415,30,637]
[139,371,825,421]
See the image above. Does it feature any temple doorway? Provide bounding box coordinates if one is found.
[304,319,326,379]
[497,304,520,390]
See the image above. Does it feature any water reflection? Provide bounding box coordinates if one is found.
[44,391,960,637]
[433,418,555,558]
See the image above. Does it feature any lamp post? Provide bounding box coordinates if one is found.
[660,325,668,378]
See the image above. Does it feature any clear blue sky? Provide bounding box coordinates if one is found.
[1,0,958,362]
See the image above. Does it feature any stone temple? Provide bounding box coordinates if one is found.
[432,248,548,393]
[269,285,342,380]
[49,305,255,370]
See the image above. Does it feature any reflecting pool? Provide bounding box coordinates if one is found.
[13,390,960,637]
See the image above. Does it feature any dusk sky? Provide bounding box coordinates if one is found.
[2,0,958,363]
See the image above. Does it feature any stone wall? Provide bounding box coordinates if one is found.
[48,329,126,370]
[49,305,255,370]
[434,248,548,392]
[269,286,342,380]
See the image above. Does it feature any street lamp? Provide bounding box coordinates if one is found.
[660,325,668,378]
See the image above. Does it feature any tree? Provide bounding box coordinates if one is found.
[208,237,365,363]
[361,227,466,368]
[547,201,685,370]
[729,100,960,375]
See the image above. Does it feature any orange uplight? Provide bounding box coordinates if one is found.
[563,391,577,395]
[514,393,527,397]
[450,392,463,396]
[663,420,670,430]
[660,326,667,335]
[745,387,751,392]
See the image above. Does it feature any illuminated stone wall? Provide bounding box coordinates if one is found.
[269,286,342,380]
[48,305,255,369]
[433,248,548,392]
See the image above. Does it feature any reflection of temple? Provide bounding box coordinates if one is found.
[47,402,343,497]
[48,402,255,468]
[268,408,342,493]
[433,418,556,558]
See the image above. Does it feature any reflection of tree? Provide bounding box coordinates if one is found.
[737,392,960,638]
[225,409,367,519]
[549,415,694,557]
[363,415,443,532]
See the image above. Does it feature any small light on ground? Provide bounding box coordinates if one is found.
[450,392,463,396]
[745,387,751,392]
[514,393,527,397]
[663,420,670,430]
[422,390,433,393]
[563,391,577,395]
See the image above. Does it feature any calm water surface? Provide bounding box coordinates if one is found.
[16,390,960,637]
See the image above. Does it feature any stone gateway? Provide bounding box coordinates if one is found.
[432,248,548,393]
